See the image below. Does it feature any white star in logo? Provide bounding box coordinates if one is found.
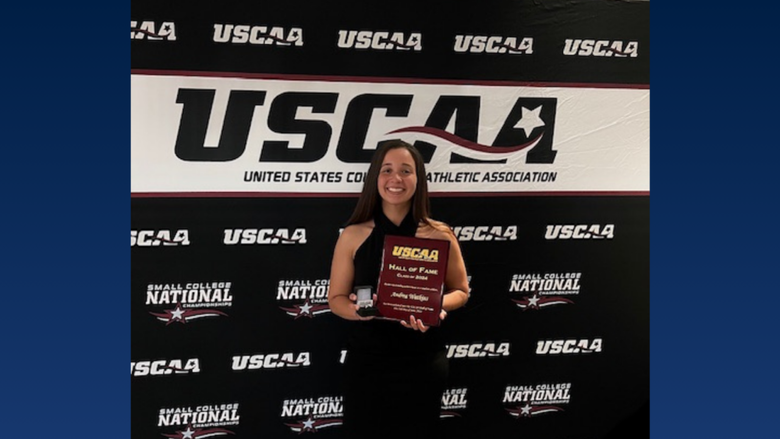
[513,106,545,137]
[527,295,540,307]
[299,301,313,315]
[181,426,195,439]
[302,417,316,430]
[521,404,532,415]
[170,307,185,320]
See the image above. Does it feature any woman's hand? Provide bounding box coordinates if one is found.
[349,293,377,321]
[400,309,447,332]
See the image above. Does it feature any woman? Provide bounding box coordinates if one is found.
[328,139,470,438]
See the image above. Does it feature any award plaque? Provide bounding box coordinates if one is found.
[375,235,450,327]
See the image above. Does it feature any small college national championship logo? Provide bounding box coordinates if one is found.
[281,396,343,433]
[146,282,233,325]
[503,383,571,419]
[276,279,331,318]
[440,388,468,418]
[509,272,581,310]
[158,403,239,437]
[160,425,234,439]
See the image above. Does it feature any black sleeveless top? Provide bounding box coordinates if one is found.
[348,208,445,356]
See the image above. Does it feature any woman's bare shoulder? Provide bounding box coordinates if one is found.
[417,219,456,241]
[339,220,375,246]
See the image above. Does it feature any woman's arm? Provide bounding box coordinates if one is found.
[441,230,469,312]
[327,226,372,321]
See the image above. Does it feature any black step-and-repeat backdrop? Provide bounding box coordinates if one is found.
[131,1,649,438]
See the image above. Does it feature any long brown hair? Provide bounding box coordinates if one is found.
[346,139,432,227]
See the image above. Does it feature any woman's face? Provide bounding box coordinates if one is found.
[377,147,417,207]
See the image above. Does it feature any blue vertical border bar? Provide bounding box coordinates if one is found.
[651,2,778,439]
[0,2,129,438]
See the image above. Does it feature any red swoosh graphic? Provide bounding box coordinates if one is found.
[386,126,542,153]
